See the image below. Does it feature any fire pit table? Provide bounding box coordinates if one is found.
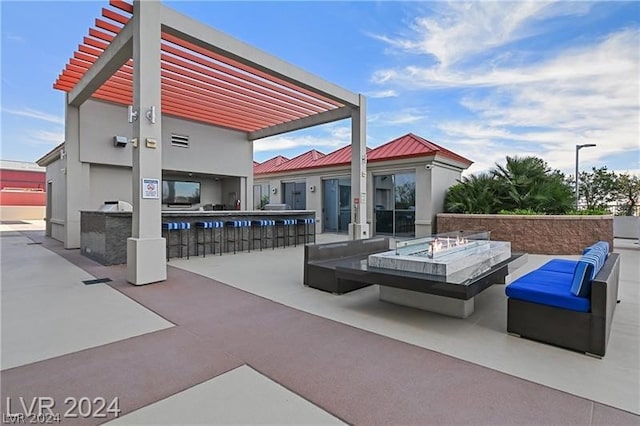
[335,231,527,318]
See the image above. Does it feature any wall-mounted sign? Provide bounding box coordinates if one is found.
[142,178,159,199]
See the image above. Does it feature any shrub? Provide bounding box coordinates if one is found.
[445,156,574,214]
[445,173,501,214]
[566,207,610,215]
[498,208,542,215]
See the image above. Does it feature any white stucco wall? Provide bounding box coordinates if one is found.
[430,164,463,232]
[78,100,252,177]
[89,164,133,209]
[45,155,67,242]
[255,157,465,237]
[54,99,255,247]
[161,115,251,177]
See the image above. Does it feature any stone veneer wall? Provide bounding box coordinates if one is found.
[436,214,613,255]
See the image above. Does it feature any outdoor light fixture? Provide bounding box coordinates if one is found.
[127,105,138,123]
[575,144,597,210]
[146,106,156,124]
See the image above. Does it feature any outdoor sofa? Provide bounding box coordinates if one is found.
[505,241,620,357]
[304,237,390,294]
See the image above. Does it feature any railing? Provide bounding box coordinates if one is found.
[395,231,491,258]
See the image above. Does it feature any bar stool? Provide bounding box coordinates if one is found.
[275,219,296,248]
[297,218,316,245]
[251,219,275,251]
[226,220,251,254]
[195,221,224,257]
[162,222,190,261]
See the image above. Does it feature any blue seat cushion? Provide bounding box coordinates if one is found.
[163,222,190,230]
[538,259,578,275]
[226,220,251,227]
[506,270,590,312]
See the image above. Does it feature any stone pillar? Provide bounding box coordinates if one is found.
[349,94,369,239]
[127,0,166,285]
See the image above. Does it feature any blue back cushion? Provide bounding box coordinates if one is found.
[570,260,595,297]
[582,241,609,255]
[570,249,608,297]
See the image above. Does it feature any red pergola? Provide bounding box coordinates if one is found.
[54,0,352,136]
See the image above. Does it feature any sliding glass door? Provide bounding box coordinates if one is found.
[374,172,415,237]
[322,177,351,233]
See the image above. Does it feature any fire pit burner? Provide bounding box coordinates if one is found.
[395,231,491,259]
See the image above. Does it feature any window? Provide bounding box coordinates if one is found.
[374,172,415,236]
[253,184,270,209]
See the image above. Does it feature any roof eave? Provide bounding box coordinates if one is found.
[36,143,65,167]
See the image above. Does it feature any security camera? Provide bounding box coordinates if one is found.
[425,164,433,170]
[113,136,128,148]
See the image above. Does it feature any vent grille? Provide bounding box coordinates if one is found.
[171,134,189,148]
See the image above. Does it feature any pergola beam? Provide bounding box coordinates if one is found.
[159,5,359,108]
[68,18,134,107]
[248,106,353,141]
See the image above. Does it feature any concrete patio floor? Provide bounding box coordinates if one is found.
[1,220,638,425]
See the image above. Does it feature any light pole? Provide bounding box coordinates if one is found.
[575,144,596,210]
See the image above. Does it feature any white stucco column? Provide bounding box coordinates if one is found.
[127,0,166,285]
[414,165,433,237]
[63,98,90,249]
[349,94,369,239]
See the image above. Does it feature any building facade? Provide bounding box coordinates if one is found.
[254,133,472,237]
[36,0,367,284]
[0,160,46,221]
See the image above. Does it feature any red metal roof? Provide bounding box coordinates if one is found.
[253,155,289,174]
[254,133,472,176]
[367,133,472,165]
[275,149,325,172]
[313,145,353,168]
[53,0,344,133]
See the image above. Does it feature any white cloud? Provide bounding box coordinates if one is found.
[369,0,639,175]
[254,125,351,153]
[369,108,428,126]
[6,34,25,42]
[3,107,64,125]
[367,90,398,99]
[28,130,64,146]
[372,1,592,69]
[432,29,640,172]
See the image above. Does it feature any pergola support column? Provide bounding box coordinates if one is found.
[127,0,166,285]
[349,94,369,240]
[63,98,90,249]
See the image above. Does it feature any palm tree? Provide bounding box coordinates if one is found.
[445,156,574,214]
[445,173,502,214]
[491,156,573,213]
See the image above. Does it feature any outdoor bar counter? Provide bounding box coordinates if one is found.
[80,210,316,265]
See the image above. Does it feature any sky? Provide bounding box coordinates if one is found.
[1,1,639,177]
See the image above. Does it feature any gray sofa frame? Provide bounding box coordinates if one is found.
[304,237,390,294]
[507,253,620,357]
